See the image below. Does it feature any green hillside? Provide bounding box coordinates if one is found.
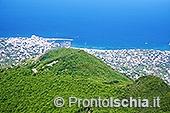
[120,76,170,112]
[34,48,132,85]
[0,48,170,112]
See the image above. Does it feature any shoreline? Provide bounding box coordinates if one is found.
[70,42,170,51]
[70,46,170,52]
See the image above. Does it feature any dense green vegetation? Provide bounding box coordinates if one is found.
[0,48,170,112]
[122,76,170,112]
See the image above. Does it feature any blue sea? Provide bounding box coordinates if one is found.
[0,0,170,50]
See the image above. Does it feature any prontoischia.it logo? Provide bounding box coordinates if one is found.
[54,97,160,108]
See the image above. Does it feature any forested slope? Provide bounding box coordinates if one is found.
[0,48,169,112]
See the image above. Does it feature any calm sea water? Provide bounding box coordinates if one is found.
[0,0,170,50]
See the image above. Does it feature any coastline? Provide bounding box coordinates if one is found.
[1,35,169,85]
[71,41,170,51]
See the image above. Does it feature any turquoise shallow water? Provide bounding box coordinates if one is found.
[0,0,170,50]
[71,43,170,51]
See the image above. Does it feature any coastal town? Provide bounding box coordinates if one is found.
[0,35,71,66]
[0,36,170,85]
[82,48,170,85]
